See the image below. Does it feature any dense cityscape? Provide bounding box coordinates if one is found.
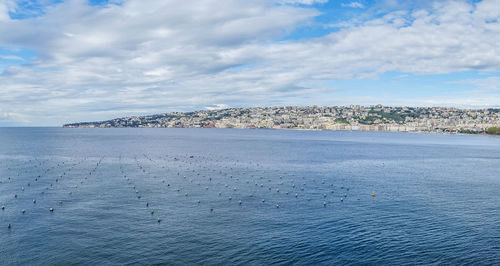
[63,105,500,134]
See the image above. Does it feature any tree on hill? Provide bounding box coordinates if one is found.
[486,127,500,135]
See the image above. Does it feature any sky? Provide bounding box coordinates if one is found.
[1,0,500,126]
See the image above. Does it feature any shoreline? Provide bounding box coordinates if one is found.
[61,126,500,137]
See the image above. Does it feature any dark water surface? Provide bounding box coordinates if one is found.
[1,128,499,265]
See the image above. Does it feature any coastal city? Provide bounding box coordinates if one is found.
[64,105,500,134]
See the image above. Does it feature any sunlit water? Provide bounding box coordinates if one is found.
[1,128,499,265]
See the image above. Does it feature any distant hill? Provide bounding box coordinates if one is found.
[63,105,500,134]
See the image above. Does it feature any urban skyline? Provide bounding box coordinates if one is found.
[64,105,500,135]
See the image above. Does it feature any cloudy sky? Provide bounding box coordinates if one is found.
[1,0,500,126]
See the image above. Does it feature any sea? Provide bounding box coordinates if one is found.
[0,128,499,265]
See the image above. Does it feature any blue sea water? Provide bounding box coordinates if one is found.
[0,128,499,265]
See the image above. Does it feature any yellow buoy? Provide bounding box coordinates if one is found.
[371,192,375,197]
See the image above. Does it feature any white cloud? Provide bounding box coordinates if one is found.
[452,76,500,91]
[341,2,365,8]
[0,55,24,60]
[280,0,328,5]
[0,0,15,21]
[0,0,500,125]
[0,110,31,124]
[206,104,230,110]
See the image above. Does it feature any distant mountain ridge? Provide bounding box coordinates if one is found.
[63,105,500,134]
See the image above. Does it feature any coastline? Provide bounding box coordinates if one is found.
[61,125,500,137]
[62,106,500,136]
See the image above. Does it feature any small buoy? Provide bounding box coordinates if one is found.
[33,199,36,204]
[157,218,161,223]
[8,224,11,229]
[238,200,242,205]
[21,209,25,214]
[1,206,5,210]
[323,201,327,207]
[276,204,280,208]
[372,192,375,197]
[49,208,54,212]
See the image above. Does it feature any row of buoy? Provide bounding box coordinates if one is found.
[2,157,90,230]
[129,153,369,214]
[3,152,377,231]
[121,157,162,223]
